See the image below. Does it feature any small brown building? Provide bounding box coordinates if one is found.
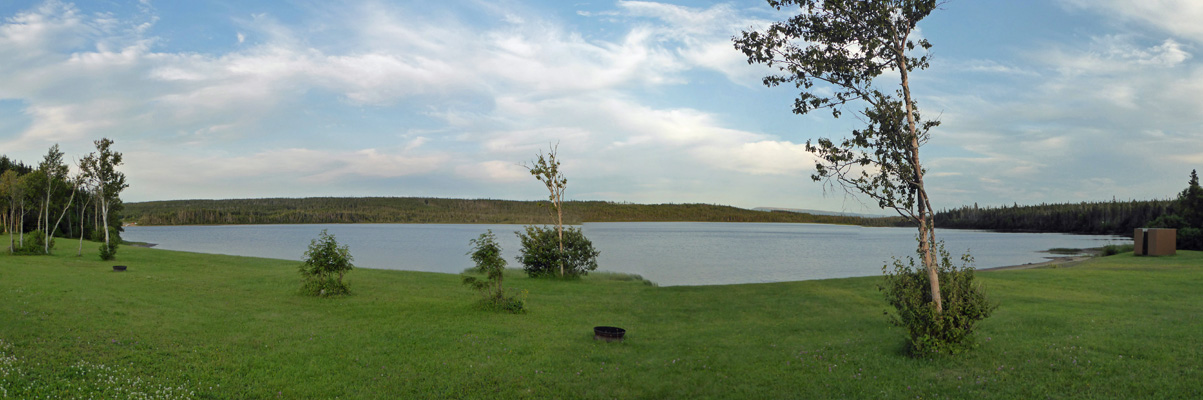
[1134,228,1176,256]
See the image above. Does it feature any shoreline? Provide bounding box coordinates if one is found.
[981,248,1104,271]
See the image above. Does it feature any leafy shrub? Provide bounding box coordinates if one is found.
[1101,243,1135,256]
[1149,214,1203,251]
[515,225,600,278]
[462,230,524,313]
[880,241,997,358]
[12,230,54,255]
[298,230,353,297]
[98,240,118,261]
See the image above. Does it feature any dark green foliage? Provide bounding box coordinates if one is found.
[0,150,113,244]
[98,240,118,261]
[1149,170,1203,250]
[93,227,120,261]
[1102,243,1135,256]
[936,199,1176,235]
[515,225,600,278]
[12,230,53,255]
[880,242,996,357]
[121,197,907,226]
[299,230,353,297]
[462,230,524,313]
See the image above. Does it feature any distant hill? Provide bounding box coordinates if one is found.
[122,197,910,227]
[753,207,889,219]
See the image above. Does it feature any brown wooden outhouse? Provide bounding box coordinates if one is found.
[1134,228,1176,256]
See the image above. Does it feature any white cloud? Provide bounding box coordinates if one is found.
[456,160,529,183]
[0,1,868,209]
[1059,0,1203,44]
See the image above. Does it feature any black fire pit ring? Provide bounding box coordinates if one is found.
[593,326,625,342]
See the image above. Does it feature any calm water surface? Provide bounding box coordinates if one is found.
[123,222,1129,286]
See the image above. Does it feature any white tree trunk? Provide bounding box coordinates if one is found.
[48,187,75,254]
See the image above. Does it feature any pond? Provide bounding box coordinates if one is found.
[122,222,1129,286]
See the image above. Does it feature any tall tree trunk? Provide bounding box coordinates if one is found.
[43,189,52,253]
[49,187,75,254]
[556,195,564,277]
[101,196,110,247]
[897,39,943,313]
[78,198,88,256]
[18,202,25,247]
[7,206,13,253]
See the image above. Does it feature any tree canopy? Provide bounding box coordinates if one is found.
[735,0,946,310]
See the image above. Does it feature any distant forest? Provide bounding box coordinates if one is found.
[123,196,1188,239]
[122,197,908,227]
[934,199,1176,236]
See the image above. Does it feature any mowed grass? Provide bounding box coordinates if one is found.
[1,238,1201,399]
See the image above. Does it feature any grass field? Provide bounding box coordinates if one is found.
[1,238,1200,399]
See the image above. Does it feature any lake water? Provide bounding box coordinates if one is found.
[122,222,1129,286]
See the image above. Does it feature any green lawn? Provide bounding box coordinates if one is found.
[1,239,1200,399]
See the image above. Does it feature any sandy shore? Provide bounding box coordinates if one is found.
[980,248,1103,271]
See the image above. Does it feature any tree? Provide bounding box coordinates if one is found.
[515,225,600,278]
[299,229,354,296]
[0,170,17,253]
[74,169,95,257]
[523,144,568,277]
[462,230,524,313]
[735,0,946,311]
[14,172,38,249]
[1180,169,1202,227]
[37,144,70,254]
[80,138,128,258]
[1150,169,1203,250]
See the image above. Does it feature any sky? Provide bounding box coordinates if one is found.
[0,0,1200,213]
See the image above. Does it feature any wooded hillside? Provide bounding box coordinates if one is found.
[934,199,1175,236]
[122,197,908,226]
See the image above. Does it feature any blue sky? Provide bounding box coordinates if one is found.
[1,0,1200,213]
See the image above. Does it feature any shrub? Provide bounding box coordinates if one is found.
[515,225,600,278]
[12,230,53,255]
[880,241,997,358]
[299,230,354,297]
[1101,243,1135,256]
[462,230,525,313]
[98,241,118,261]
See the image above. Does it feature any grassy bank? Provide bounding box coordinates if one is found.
[1,239,1200,398]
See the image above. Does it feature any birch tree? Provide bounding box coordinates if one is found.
[734,0,946,311]
[523,144,568,277]
[0,170,17,253]
[79,138,128,254]
[75,170,95,257]
[37,145,69,254]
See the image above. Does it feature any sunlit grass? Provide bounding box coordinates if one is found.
[1,239,1200,398]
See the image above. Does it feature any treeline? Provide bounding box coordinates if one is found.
[122,197,908,226]
[1,140,128,256]
[935,199,1175,236]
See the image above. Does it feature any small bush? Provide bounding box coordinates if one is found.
[463,230,524,313]
[515,225,600,278]
[299,230,354,297]
[1101,243,1135,256]
[880,241,997,358]
[12,230,53,255]
[98,241,118,261]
